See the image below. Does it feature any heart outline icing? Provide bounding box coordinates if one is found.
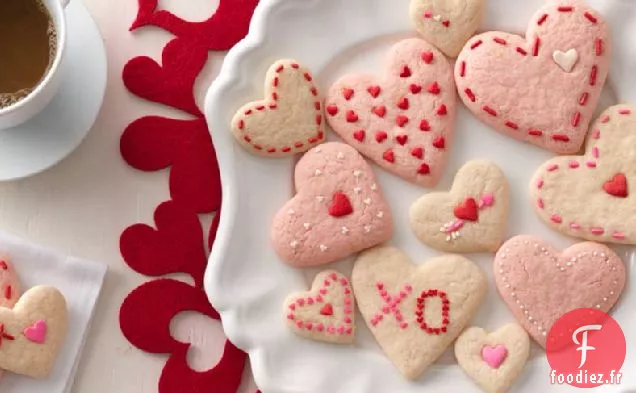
[326,38,456,187]
[271,142,393,267]
[531,105,636,244]
[455,0,610,153]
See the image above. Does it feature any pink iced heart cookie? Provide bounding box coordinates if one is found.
[326,38,456,187]
[231,59,325,157]
[271,142,392,267]
[531,105,636,244]
[284,270,355,344]
[455,0,610,153]
[494,236,625,347]
[353,246,486,379]
[410,0,487,58]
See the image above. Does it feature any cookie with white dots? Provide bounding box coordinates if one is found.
[271,142,392,267]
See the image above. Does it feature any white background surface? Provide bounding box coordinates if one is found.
[0,0,256,392]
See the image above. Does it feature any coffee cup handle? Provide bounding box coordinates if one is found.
[60,0,70,8]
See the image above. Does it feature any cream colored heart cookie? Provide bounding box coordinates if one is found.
[231,59,325,157]
[455,324,530,393]
[410,160,509,253]
[0,285,67,378]
[410,0,486,58]
[352,246,487,380]
[284,270,355,344]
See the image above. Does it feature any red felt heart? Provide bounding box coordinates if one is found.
[604,174,628,198]
[123,39,206,116]
[454,198,479,221]
[121,117,221,213]
[329,192,354,217]
[320,303,334,316]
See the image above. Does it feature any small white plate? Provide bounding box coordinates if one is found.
[0,1,106,181]
[204,0,636,392]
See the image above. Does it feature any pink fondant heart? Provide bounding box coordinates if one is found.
[455,1,610,153]
[271,142,393,267]
[24,320,47,344]
[481,345,507,369]
[326,38,456,187]
[494,236,625,347]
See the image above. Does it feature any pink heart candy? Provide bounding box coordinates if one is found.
[24,320,47,344]
[481,344,507,369]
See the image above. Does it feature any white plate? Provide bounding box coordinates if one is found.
[0,1,106,181]
[204,0,636,392]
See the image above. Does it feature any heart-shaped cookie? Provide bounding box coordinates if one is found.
[410,160,509,252]
[284,270,355,344]
[455,323,530,393]
[494,235,625,347]
[271,142,392,267]
[531,105,636,244]
[231,59,325,157]
[352,246,487,379]
[455,0,610,153]
[0,286,67,378]
[326,38,456,187]
[410,0,486,58]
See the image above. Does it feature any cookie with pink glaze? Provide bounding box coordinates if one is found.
[271,142,392,267]
[455,0,610,153]
[284,270,355,344]
[326,38,456,187]
[494,235,625,347]
[531,105,636,244]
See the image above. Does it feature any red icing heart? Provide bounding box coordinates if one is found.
[329,192,354,217]
[327,39,456,187]
[455,2,610,153]
[454,198,479,221]
[320,303,334,316]
[604,174,628,198]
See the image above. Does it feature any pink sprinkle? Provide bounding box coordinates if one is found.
[344,306,352,315]
[569,161,580,169]
[619,109,632,115]
[328,326,336,334]
[400,291,407,299]
[320,288,327,295]
[296,321,303,328]
[345,317,352,324]
[380,289,388,297]
[600,115,610,123]
[547,164,559,172]
[330,272,338,280]
[587,161,597,168]
[382,306,390,314]
[371,319,379,327]
[344,288,351,295]
[570,223,581,230]
[613,232,626,240]
[340,278,348,285]
[344,297,352,305]
[345,327,353,334]
[537,179,544,189]
[287,314,295,320]
[537,198,545,209]
[316,323,324,332]
[551,215,563,224]
[386,295,393,302]
[324,280,331,286]
[591,227,605,235]
[376,282,384,290]
[400,322,409,329]
[396,314,404,322]
[592,147,599,158]
[592,129,601,139]
[337,326,345,334]
[289,304,296,310]
[307,298,314,305]
[316,295,323,303]
[297,299,305,306]
[405,285,413,292]
[480,193,495,207]
[305,322,313,330]
[424,11,433,18]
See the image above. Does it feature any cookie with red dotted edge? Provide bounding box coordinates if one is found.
[284,270,355,344]
[0,259,20,309]
[455,0,610,154]
[271,142,392,267]
[352,246,486,380]
[231,59,325,157]
[410,0,487,58]
[326,38,456,187]
[494,236,625,347]
[410,160,509,253]
[530,105,636,244]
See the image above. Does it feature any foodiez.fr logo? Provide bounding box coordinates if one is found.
[547,308,626,388]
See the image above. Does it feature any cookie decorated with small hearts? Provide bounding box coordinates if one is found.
[455,0,610,153]
[284,270,355,344]
[455,323,530,393]
[326,38,456,187]
[352,246,486,379]
[231,59,325,157]
[494,235,625,347]
[410,160,509,253]
[410,0,486,58]
[271,142,392,267]
[531,105,636,244]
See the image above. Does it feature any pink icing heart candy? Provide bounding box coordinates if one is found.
[24,320,47,344]
[271,142,392,267]
[326,38,456,187]
[481,344,507,369]
[455,1,610,153]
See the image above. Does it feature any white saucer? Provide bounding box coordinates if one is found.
[0,1,106,181]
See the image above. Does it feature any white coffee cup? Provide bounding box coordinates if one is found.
[0,0,70,130]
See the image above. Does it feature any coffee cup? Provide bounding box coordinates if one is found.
[0,0,70,130]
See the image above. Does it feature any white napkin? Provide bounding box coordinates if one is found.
[0,231,107,393]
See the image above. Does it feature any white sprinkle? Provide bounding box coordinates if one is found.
[446,235,452,242]
[499,270,504,274]
[542,332,547,336]
[566,262,572,267]
[593,251,598,256]
[341,226,350,235]
[320,245,329,252]
[595,305,601,309]
[524,310,529,315]
[439,227,445,233]
[288,209,295,215]
[315,169,323,176]
[520,305,525,310]
[377,211,384,218]
[505,284,511,288]
[353,170,362,177]
[500,254,507,259]
[528,316,533,321]
[541,247,546,252]
[354,187,362,194]
[371,183,378,191]
[505,248,510,252]
[610,291,615,295]
[534,244,539,248]
[570,257,577,262]
[290,240,299,249]
[511,292,516,297]
[364,225,372,233]
[315,147,322,153]
[603,297,607,302]
[516,300,520,304]
[524,240,529,245]
[316,195,325,202]
[303,223,312,230]
[601,253,606,258]
[433,14,442,21]
[538,326,543,331]
[363,198,371,205]
[337,152,344,159]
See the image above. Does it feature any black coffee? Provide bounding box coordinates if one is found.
[0,0,57,109]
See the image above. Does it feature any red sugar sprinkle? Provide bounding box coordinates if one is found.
[375,131,388,143]
[420,119,431,132]
[595,39,603,56]
[551,215,563,224]
[585,11,598,23]
[421,51,434,64]
[396,115,409,127]
[417,163,431,175]
[304,72,312,82]
[537,14,548,25]
[464,88,476,102]
[282,147,291,153]
[383,149,395,163]
[367,85,381,98]
[0,261,7,270]
[557,6,573,12]
[276,65,284,73]
[423,11,433,18]
[267,148,276,153]
[482,106,497,116]
[470,40,483,50]
[619,109,632,115]
[238,120,245,130]
[342,88,354,100]
[493,37,507,45]
[272,92,278,101]
[291,64,300,69]
[533,37,541,56]
[516,47,528,56]
[310,87,318,96]
[4,286,10,300]
[459,61,466,77]
[400,66,412,78]
[579,92,589,106]
[590,65,598,86]
[528,129,543,136]
[537,198,544,209]
[505,121,519,130]
[436,104,447,116]
[552,134,570,142]
[591,227,605,235]
[571,112,581,127]
[243,135,251,143]
[427,82,441,95]
[273,77,279,87]
[254,145,263,151]
[442,20,450,27]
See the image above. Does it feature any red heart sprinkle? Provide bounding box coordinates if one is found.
[353,130,366,142]
[342,88,354,100]
[417,163,431,174]
[326,105,338,116]
[420,119,431,131]
[373,106,387,118]
[427,82,441,95]
[398,97,410,110]
[375,131,388,143]
[400,65,412,78]
[346,110,359,123]
[383,149,395,163]
[367,86,381,98]
[454,198,479,221]
[603,174,628,198]
[411,147,424,159]
[442,20,450,27]
[410,84,422,94]
[396,115,409,127]
[396,135,408,145]
[329,192,354,217]
[421,51,434,64]
[437,104,448,116]
[320,303,334,316]
[432,136,445,149]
